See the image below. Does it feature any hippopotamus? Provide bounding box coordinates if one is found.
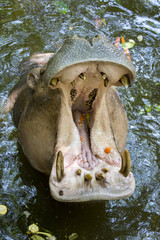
[6,35,136,202]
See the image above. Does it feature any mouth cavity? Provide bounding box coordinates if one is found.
[49,64,135,202]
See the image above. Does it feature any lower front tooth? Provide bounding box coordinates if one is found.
[95,172,105,180]
[84,174,92,181]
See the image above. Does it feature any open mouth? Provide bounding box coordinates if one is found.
[48,62,135,202]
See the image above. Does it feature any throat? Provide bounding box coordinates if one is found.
[73,111,98,169]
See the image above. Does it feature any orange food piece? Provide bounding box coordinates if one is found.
[104,147,111,154]
[80,136,82,141]
[121,36,132,62]
[80,114,84,122]
[121,36,125,44]
[83,160,85,164]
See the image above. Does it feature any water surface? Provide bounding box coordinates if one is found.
[0,0,160,239]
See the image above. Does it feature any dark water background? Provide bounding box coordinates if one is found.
[0,0,160,239]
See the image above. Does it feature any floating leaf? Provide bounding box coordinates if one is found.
[101,18,106,25]
[53,1,68,14]
[139,109,145,115]
[155,82,159,85]
[37,231,55,239]
[29,224,39,234]
[31,235,45,240]
[69,233,78,240]
[137,35,143,42]
[145,105,152,112]
[120,40,135,49]
[0,204,7,216]
[23,211,31,218]
[155,105,160,111]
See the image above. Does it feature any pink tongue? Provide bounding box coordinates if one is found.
[73,111,98,169]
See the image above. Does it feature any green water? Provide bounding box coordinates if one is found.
[0,0,160,239]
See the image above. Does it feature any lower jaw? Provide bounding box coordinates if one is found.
[49,102,135,202]
[49,159,135,202]
[49,116,135,202]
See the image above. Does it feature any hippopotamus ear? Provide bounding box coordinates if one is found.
[27,67,41,89]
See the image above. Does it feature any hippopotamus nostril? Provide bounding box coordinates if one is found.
[59,190,63,196]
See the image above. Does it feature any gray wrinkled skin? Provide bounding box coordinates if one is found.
[6,35,136,202]
[43,35,135,84]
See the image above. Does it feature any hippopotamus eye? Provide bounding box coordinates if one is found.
[50,78,59,87]
[120,75,131,89]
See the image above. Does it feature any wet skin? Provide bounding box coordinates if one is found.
[6,35,136,202]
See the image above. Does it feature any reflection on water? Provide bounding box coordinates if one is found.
[0,0,160,239]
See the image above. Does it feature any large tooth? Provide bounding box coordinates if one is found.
[102,167,109,173]
[76,169,81,175]
[123,149,131,177]
[120,76,129,89]
[102,73,107,80]
[101,73,108,87]
[84,173,92,181]
[119,149,131,177]
[50,78,59,86]
[79,73,86,80]
[56,151,64,182]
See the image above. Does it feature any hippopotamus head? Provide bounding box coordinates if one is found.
[6,35,136,202]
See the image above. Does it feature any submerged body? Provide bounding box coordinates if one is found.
[6,35,136,202]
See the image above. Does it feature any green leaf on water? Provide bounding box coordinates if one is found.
[37,231,56,239]
[145,105,152,112]
[120,40,135,49]
[155,105,160,111]
[155,82,159,85]
[139,109,145,115]
[69,233,78,240]
[137,35,143,42]
[53,1,68,14]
